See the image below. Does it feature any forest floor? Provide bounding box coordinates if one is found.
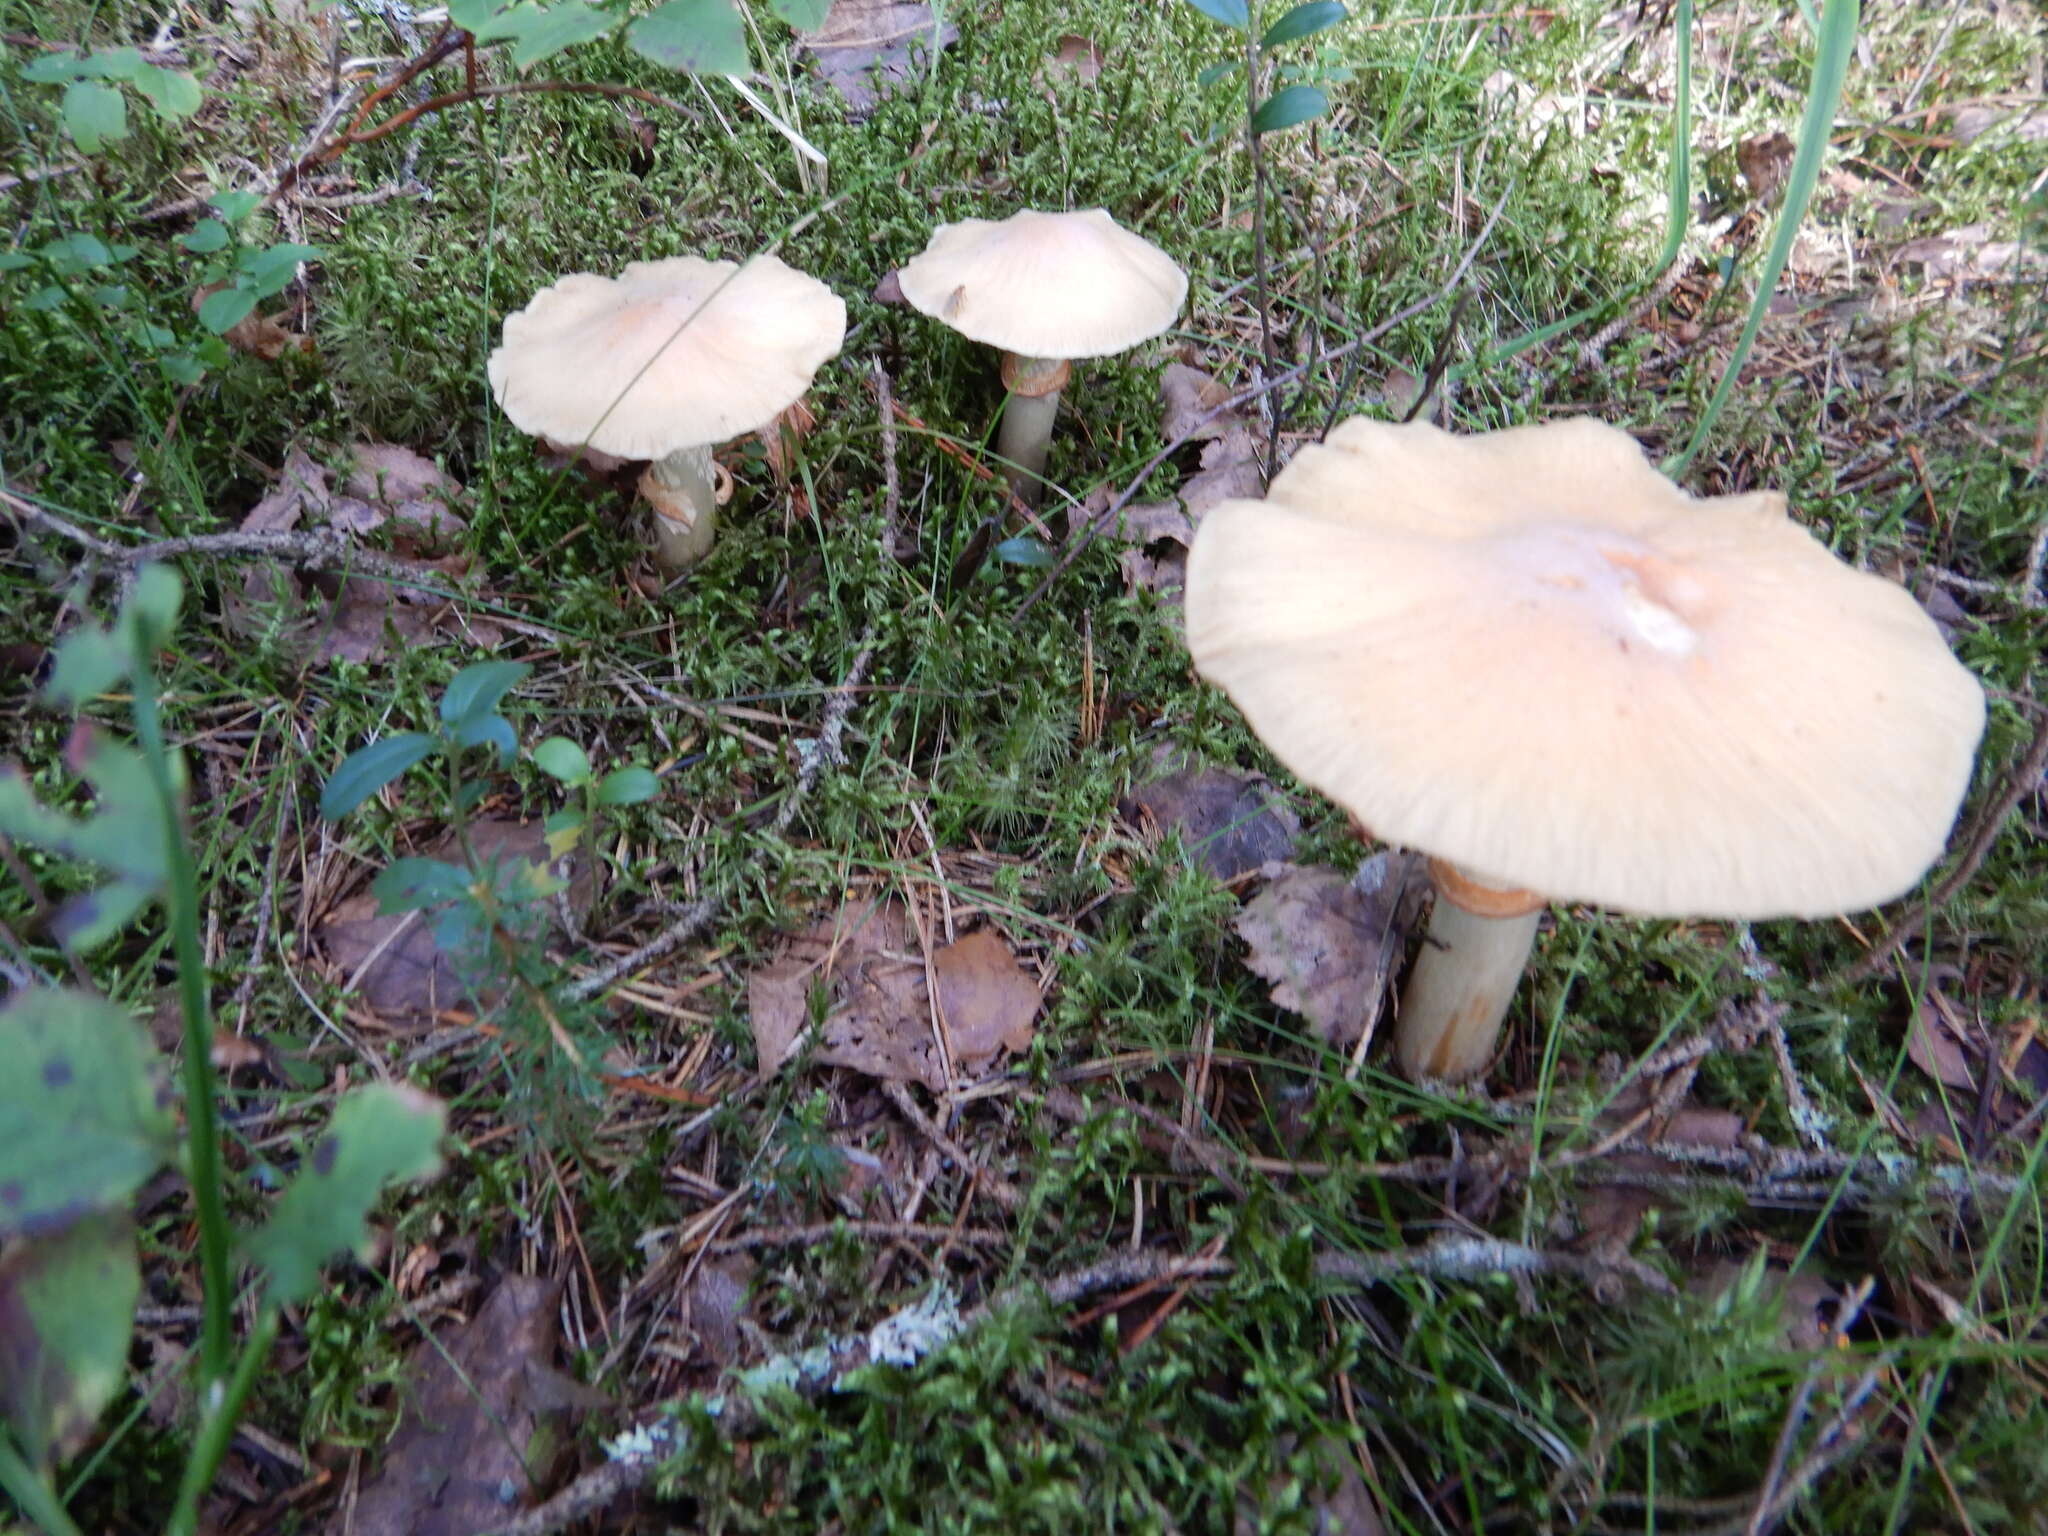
[2,0,2046,1531]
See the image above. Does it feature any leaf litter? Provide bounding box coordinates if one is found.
[1119,748,1300,883]
[748,898,1039,1088]
[799,0,957,116]
[1233,855,1428,1049]
[344,1273,605,1536]
[228,443,495,665]
[316,819,590,1023]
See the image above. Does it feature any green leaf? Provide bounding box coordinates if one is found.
[1184,0,1251,29]
[627,0,751,75]
[595,765,659,806]
[61,81,127,152]
[237,242,321,297]
[0,250,32,271]
[1261,1,1347,47]
[447,0,515,31]
[160,350,208,385]
[24,285,67,311]
[243,1085,446,1307]
[531,736,593,786]
[0,990,174,1239]
[452,711,518,764]
[132,65,202,119]
[372,857,473,914]
[22,52,86,84]
[769,0,833,27]
[197,284,258,334]
[123,565,183,654]
[45,628,129,708]
[209,189,262,223]
[991,535,1055,568]
[40,232,112,273]
[543,807,586,857]
[486,2,616,68]
[439,659,530,727]
[0,1214,141,1470]
[0,733,169,950]
[179,219,229,254]
[319,732,437,819]
[1250,83,1328,132]
[78,48,146,81]
[1197,59,1243,86]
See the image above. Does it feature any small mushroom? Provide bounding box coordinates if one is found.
[896,208,1186,505]
[1185,416,1986,1082]
[488,255,845,571]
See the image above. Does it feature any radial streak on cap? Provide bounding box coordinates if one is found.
[488,254,845,570]
[1185,415,1986,1080]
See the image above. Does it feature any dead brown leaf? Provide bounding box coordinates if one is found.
[192,282,314,361]
[1236,1434,1385,1536]
[1120,756,1300,881]
[1690,1259,1837,1354]
[1907,977,1978,1090]
[801,0,958,115]
[684,1256,756,1370]
[1044,33,1103,83]
[228,447,492,663]
[933,928,1039,1062]
[317,820,590,1023]
[345,442,470,550]
[341,1275,602,1536]
[1896,224,2046,282]
[1233,857,1425,1048]
[1160,362,1239,443]
[1180,425,1265,518]
[748,901,1040,1088]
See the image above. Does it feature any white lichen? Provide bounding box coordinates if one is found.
[861,1286,964,1370]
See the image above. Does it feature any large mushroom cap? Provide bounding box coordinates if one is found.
[487,254,846,461]
[1184,416,1986,919]
[897,208,1187,359]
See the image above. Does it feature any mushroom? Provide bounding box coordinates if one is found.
[488,254,846,571]
[896,208,1186,505]
[1184,416,1986,1082]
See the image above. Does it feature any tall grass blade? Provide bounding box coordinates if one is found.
[1665,0,1859,475]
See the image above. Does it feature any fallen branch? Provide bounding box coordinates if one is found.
[483,1233,1657,1536]
[2,491,463,592]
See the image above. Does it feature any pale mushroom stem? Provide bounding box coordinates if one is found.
[639,444,720,572]
[1393,862,1546,1082]
[998,352,1072,507]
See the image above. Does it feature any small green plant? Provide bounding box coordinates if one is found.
[18,43,201,152]
[318,658,659,1074]
[0,571,447,1536]
[1182,1,1353,464]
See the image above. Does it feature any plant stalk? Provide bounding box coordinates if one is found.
[127,672,234,1389]
[164,1309,280,1536]
[1245,16,1280,480]
[0,1425,86,1536]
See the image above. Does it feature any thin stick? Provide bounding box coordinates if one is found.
[1015,182,1514,620]
[882,1080,1023,1210]
[1838,709,2048,984]
[560,900,719,1004]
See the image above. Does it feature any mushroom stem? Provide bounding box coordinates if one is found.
[1393,862,1546,1082]
[640,444,720,572]
[997,352,1072,506]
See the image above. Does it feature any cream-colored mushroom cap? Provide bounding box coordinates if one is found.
[897,208,1187,359]
[487,255,846,461]
[1184,416,1986,918]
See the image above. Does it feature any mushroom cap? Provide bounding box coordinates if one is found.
[487,255,846,461]
[1184,416,1986,919]
[897,208,1187,359]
